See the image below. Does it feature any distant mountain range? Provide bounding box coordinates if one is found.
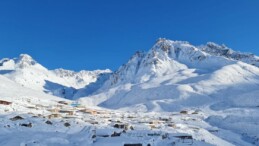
[0,54,111,99]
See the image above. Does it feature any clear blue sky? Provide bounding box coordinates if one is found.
[0,0,259,71]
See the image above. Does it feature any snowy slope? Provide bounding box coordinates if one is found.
[0,38,259,146]
[74,39,259,145]
[78,38,259,112]
[0,54,111,99]
[0,74,66,105]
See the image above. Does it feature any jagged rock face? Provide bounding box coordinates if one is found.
[15,54,37,68]
[200,42,259,67]
[107,51,146,86]
[202,42,233,56]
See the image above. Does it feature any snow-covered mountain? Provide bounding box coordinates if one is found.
[78,38,259,112]
[0,54,111,99]
[74,39,259,145]
[1,39,258,108]
[0,38,259,146]
[106,38,259,87]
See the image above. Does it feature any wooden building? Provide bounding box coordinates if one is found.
[58,101,69,105]
[48,113,62,119]
[48,108,60,113]
[0,100,12,105]
[59,109,74,115]
[79,109,97,115]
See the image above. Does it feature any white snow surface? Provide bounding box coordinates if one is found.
[79,39,259,112]
[0,38,259,146]
[0,54,111,99]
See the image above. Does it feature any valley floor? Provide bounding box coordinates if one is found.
[0,96,258,146]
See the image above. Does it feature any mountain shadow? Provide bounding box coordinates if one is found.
[43,80,77,99]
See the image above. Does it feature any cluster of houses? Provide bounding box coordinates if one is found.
[39,100,109,120]
[1,98,202,145]
[0,98,108,122]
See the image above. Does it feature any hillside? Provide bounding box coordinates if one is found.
[0,54,111,99]
[78,39,259,112]
[0,38,259,145]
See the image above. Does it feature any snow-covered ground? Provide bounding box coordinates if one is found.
[0,38,259,146]
[0,97,245,146]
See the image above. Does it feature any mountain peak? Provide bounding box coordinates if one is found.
[18,54,35,61]
[15,54,37,68]
[156,38,189,44]
[204,42,234,54]
[105,38,259,88]
[206,42,226,48]
[154,38,190,52]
